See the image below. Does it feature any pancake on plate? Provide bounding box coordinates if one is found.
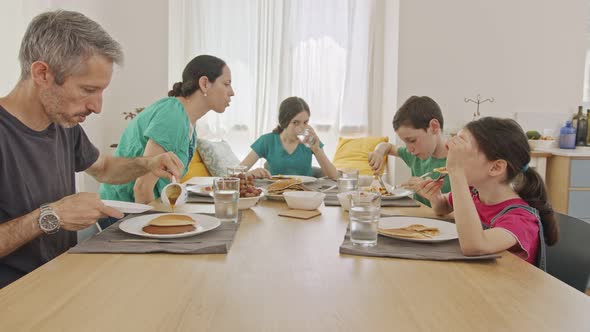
[267,179,311,195]
[379,224,440,239]
[270,175,293,181]
[142,214,197,235]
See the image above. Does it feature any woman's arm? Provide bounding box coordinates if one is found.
[133,140,167,204]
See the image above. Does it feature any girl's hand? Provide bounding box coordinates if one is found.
[305,126,321,153]
[412,177,445,205]
[446,131,477,173]
[247,168,271,179]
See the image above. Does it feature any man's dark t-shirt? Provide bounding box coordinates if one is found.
[0,106,99,288]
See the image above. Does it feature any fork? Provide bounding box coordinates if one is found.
[393,171,445,194]
[377,175,395,194]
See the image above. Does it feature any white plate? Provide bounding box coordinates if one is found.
[378,216,458,243]
[187,184,214,196]
[102,200,154,214]
[261,175,317,184]
[118,213,221,239]
[381,188,414,200]
[183,176,221,186]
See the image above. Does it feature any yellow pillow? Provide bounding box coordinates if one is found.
[181,150,211,182]
[332,136,389,175]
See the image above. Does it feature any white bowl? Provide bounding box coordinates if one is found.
[336,191,356,211]
[283,191,326,210]
[528,139,556,150]
[358,175,374,187]
[238,195,262,210]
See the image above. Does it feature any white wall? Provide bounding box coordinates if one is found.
[393,0,588,183]
[0,2,27,95]
[1,0,169,192]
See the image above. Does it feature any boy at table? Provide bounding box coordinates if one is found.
[368,96,449,206]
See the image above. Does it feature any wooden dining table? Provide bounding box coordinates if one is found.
[0,199,589,331]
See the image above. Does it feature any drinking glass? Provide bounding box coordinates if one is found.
[349,191,381,247]
[337,168,359,193]
[297,128,316,148]
[227,165,248,178]
[213,177,240,223]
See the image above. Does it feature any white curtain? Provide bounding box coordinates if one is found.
[169,0,380,161]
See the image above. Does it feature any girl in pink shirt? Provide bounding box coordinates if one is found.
[417,117,559,268]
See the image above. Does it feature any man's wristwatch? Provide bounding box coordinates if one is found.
[38,203,60,234]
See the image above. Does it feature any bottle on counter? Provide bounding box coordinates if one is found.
[577,110,588,146]
[573,106,583,129]
[559,120,576,149]
[586,109,590,146]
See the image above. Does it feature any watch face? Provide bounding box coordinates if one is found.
[41,214,60,232]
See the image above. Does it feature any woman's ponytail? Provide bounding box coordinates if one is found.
[168,82,183,97]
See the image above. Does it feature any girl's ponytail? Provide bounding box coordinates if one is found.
[515,167,559,245]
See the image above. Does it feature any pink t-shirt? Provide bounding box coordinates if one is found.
[449,192,540,264]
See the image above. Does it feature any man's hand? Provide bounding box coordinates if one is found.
[52,193,124,231]
[146,152,184,181]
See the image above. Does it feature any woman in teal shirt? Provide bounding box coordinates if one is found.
[100,55,235,203]
[241,97,338,179]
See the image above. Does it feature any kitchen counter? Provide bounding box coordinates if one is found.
[534,147,590,158]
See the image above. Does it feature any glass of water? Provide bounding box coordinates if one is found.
[227,165,248,178]
[297,127,316,148]
[213,177,240,223]
[349,191,381,247]
[337,168,359,193]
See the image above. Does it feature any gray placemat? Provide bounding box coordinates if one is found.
[69,213,239,254]
[187,194,214,204]
[340,229,500,261]
[324,194,420,207]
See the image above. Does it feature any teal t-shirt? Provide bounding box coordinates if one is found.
[397,147,451,207]
[99,97,196,202]
[251,133,324,176]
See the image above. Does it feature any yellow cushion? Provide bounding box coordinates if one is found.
[181,150,211,182]
[332,136,389,175]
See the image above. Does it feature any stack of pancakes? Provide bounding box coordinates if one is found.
[142,214,197,234]
[379,224,440,239]
[267,179,311,195]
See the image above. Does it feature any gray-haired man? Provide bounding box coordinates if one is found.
[0,10,184,288]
